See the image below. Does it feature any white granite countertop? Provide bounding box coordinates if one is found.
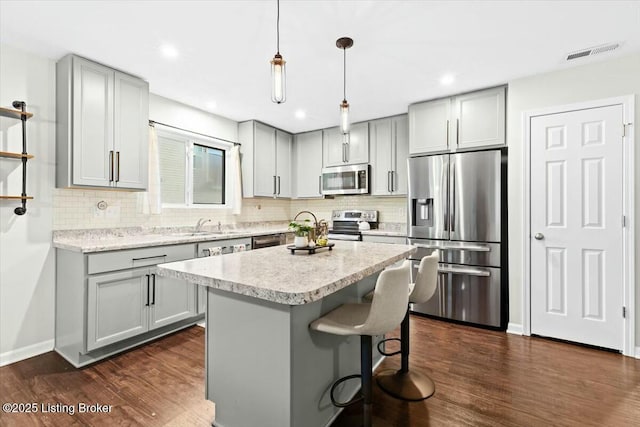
[360,230,407,237]
[53,226,291,253]
[156,241,416,305]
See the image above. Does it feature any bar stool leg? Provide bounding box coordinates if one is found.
[361,335,373,427]
[376,310,435,401]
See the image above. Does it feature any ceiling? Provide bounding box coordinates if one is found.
[1,1,639,134]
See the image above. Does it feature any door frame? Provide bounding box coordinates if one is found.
[522,95,636,357]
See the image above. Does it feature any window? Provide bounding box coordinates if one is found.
[158,130,227,207]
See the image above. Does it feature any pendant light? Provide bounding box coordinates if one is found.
[270,0,286,103]
[336,37,353,134]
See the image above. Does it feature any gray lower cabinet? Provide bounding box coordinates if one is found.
[150,273,197,329]
[56,243,199,367]
[87,268,150,351]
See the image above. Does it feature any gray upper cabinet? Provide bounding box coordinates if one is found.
[409,98,451,154]
[323,122,369,167]
[370,115,409,196]
[56,54,149,189]
[409,86,505,155]
[239,121,291,198]
[293,130,323,198]
[453,87,506,150]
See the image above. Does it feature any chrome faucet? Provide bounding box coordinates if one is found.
[195,218,212,232]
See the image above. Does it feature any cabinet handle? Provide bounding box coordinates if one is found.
[387,171,391,193]
[391,170,395,192]
[132,255,167,262]
[109,151,114,182]
[446,120,449,148]
[145,274,150,307]
[345,143,349,163]
[342,143,346,163]
[277,176,281,195]
[456,119,459,146]
[318,176,322,194]
[273,175,277,196]
[115,151,120,182]
[151,273,156,305]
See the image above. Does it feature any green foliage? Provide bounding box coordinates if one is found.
[288,219,314,237]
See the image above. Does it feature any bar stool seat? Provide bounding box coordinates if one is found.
[309,261,411,427]
[366,251,439,401]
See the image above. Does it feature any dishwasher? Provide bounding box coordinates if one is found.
[251,233,286,249]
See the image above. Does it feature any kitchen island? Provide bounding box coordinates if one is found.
[156,241,415,427]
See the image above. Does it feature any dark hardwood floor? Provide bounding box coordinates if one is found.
[1,317,639,426]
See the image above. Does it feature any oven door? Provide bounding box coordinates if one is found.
[327,232,362,241]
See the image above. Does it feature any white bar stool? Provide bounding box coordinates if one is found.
[369,251,440,401]
[309,261,411,427]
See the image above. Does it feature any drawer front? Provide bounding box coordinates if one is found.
[197,238,251,257]
[88,244,195,274]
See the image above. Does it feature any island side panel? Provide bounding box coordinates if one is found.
[207,288,292,427]
[290,274,384,427]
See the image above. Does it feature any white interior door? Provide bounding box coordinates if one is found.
[530,104,624,350]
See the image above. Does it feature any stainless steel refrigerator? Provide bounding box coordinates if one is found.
[408,148,507,329]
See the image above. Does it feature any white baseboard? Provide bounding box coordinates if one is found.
[506,323,523,335]
[0,339,54,367]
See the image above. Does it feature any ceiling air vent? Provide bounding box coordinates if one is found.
[566,43,620,61]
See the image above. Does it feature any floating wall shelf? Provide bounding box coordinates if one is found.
[0,101,33,215]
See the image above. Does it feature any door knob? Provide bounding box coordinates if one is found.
[534,233,544,240]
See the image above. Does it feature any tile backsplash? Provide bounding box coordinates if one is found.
[53,189,406,231]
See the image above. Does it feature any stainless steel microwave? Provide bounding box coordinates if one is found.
[321,164,369,195]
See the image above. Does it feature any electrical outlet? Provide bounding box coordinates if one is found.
[398,207,406,218]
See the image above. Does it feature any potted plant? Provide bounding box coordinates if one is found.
[289,220,314,247]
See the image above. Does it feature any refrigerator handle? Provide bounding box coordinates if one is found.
[443,160,449,231]
[451,160,455,232]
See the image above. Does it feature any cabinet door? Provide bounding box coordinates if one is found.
[113,71,149,190]
[392,115,409,195]
[149,273,197,330]
[322,127,345,167]
[454,86,505,150]
[275,130,292,198]
[346,122,369,165]
[293,131,323,198]
[87,269,149,351]
[369,118,393,195]
[408,98,451,154]
[72,57,114,187]
[253,122,277,196]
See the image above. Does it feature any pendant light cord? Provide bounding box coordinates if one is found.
[276,0,280,54]
[343,47,346,101]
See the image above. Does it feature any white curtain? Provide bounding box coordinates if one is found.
[229,145,242,215]
[137,125,162,214]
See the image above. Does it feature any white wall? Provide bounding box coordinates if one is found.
[149,93,238,143]
[506,53,640,343]
[0,44,57,365]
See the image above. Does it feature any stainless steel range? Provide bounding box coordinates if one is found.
[328,209,378,241]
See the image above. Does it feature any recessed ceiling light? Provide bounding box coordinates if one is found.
[440,74,455,85]
[160,44,179,59]
[206,101,217,110]
[295,110,306,119]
